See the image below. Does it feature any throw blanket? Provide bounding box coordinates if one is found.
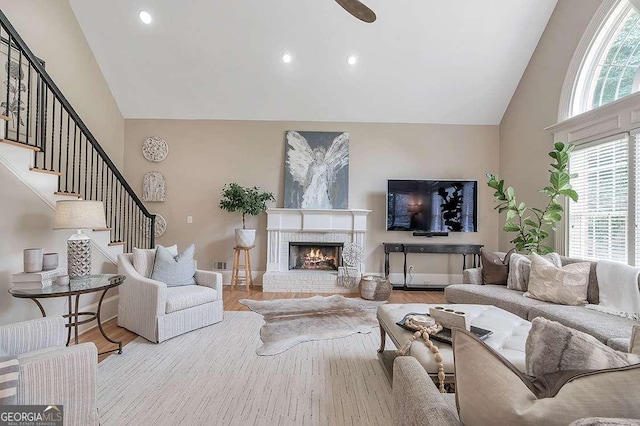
[588,260,640,319]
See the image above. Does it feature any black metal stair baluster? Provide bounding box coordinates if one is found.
[119,182,124,242]
[16,50,22,143]
[41,88,48,170]
[89,147,95,200]
[25,61,31,147]
[71,123,77,194]
[83,134,88,198]
[49,99,55,171]
[110,171,115,241]
[57,105,63,190]
[5,33,11,137]
[35,67,40,159]
[64,114,70,192]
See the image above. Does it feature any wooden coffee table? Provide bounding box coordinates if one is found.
[376,303,532,384]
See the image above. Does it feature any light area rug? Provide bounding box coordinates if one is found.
[97,311,392,426]
[240,295,386,355]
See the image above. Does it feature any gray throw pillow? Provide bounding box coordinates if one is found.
[150,244,196,287]
[525,317,640,376]
[507,252,561,292]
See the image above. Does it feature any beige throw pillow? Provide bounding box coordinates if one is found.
[453,328,640,426]
[132,245,178,278]
[507,252,561,292]
[524,253,590,305]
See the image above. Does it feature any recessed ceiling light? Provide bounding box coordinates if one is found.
[346,54,358,66]
[281,52,293,64]
[139,11,152,24]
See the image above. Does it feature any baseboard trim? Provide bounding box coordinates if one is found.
[78,294,118,335]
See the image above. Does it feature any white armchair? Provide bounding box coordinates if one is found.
[117,253,224,343]
[0,317,98,425]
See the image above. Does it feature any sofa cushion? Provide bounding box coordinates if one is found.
[608,338,632,353]
[480,248,516,285]
[165,285,218,313]
[453,328,640,426]
[151,244,196,287]
[525,317,640,376]
[445,284,553,320]
[524,253,590,306]
[528,305,639,345]
[561,256,599,305]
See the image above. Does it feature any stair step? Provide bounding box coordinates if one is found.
[108,241,126,247]
[0,114,11,122]
[54,191,81,198]
[93,228,112,232]
[29,167,62,176]
[0,139,40,151]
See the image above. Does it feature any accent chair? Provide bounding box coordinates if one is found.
[117,253,224,343]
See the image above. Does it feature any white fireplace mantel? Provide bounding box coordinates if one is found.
[266,208,370,233]
[263,208,371,292]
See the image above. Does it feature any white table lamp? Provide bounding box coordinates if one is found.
[54,200,107,278]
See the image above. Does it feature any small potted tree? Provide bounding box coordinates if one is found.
[219,183,275,247]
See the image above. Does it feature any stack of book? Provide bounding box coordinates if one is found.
[11,267,67,290]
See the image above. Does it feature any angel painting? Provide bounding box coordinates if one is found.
[284,131,350,209]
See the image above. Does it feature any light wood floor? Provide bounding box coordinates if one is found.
[78,287,445,362]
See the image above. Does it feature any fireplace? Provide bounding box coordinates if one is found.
[289,242,343,271]
[263,208,370,292]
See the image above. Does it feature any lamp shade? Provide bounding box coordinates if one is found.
[54,200,107,230]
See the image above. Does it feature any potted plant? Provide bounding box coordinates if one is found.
[486,142,578,254]
[219,183,275,247]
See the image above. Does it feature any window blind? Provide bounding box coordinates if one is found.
[568,136,628,262]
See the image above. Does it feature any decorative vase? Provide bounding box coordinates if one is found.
[235,229,256,248]
[42,253,59,271]
[23,248,43,273]
[360,276,377,300]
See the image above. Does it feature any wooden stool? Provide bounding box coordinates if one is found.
[231,246,254,290]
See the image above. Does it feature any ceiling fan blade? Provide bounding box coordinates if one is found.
[334,0,377,23]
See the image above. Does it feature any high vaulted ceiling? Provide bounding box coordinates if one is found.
[69,0,557,125]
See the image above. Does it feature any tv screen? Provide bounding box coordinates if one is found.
[387,179,478,232]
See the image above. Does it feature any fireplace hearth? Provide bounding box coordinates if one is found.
[289,242,343,271]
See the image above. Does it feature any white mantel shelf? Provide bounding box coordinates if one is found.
[263,208,371,292]
[266,208,371,233]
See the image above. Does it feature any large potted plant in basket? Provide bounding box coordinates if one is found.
[219,183,275,248]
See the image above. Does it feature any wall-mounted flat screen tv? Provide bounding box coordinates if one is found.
[387,179,478,232]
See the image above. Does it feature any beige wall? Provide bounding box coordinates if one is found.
[498,0,604,251]
[0,0,124,325]
[0,0,124,166]
[124,120,499,280]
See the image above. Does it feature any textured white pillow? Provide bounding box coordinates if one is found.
[524,253,590,306]
[132,245,178,278]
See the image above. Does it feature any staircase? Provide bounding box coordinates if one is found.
[0,11,154,262]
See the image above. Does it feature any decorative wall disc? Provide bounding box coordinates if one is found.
[154,214,167,238]
[142,136,169,162]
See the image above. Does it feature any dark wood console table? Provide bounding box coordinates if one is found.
[383,243,484,290]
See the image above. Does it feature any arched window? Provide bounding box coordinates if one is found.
[567,0,640,117]
[553,0,640,264]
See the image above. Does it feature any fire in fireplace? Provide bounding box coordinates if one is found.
[289,242,343,271]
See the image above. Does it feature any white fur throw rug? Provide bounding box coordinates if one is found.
[240,295,386,355]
